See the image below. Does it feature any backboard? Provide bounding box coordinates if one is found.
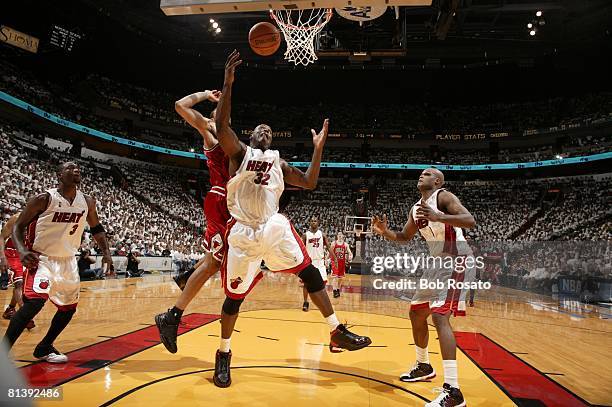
[160,0,431,15]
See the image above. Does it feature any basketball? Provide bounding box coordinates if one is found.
[248,22,281,56]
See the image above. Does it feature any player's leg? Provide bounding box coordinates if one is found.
[264,215,371,352]
[34,303,76,363]
[399,304,436,382]
[468,287,475,306]
[173,255,206,290]
[335,270,344,297]
[3,263,49,348]
[214,220,264,387]
[156,252,219,353]
[297,264,370,351]
[214,295,244,388]
[3,297,45,348]
[302,286,309,311]
[3,255,24,319]
[32,257,81,363]
[427,312,465,407]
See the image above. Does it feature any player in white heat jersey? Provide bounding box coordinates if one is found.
[3,162,112,364]
[301,216,335,311]
[373,168,476,407]
[210,51,371,388]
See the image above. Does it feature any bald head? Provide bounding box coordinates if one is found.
[417,167,445,191]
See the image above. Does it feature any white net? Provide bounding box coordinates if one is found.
[270,9,332,66]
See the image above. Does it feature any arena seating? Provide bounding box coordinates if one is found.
[1,51,610,161]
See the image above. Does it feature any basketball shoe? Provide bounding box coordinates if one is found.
[425,383,465,407]
[333,289,341,298]
[26,319,36,330]
[173,268,195,291]
[34,344,68,363]
[329,324,371,352]
[213,350,232,388]
[302,301,309,312]
[400,362,436,381]
[155,310,179,353]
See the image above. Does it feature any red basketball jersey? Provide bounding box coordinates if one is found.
[333,242,348,267]
[205,143,230,188]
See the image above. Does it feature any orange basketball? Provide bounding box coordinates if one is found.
[249,22,281,56]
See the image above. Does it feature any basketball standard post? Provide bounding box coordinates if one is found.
[344,215,372,265]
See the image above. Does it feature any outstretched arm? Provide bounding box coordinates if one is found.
[281,118,329,190]
[175,90,220,149]
[215,50,246,162]
[372,212,418,242]
[85,196,113,275]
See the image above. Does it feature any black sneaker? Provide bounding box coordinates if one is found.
[33,344,68,363]
[155,310,179,353]
[302,301,309,312]
[213,350,232,388]
[329,324,371,352]
[399,362,436,382]
[333,289,341,298]
[425,383,465,407]
[173,268,195,291]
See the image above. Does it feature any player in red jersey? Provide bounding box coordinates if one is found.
[155,89,231,354]
[330,232,353,298]
[1,214,35,329]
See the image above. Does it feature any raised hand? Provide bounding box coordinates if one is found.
[209,90,222,103]
[311,118,329,150]
[224,50,243,85]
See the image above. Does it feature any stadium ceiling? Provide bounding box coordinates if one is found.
[76,0,611,66]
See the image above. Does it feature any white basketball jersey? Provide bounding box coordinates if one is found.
[32,188,89,258]
[411,188,471,256]
[226,146,284,225]
[305,230,325,261]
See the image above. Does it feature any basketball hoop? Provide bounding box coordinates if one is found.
[270,8,332,66]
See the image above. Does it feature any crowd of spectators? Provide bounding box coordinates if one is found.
[1,50,610,163]
[0,124,206,262]
[1,120,609,292]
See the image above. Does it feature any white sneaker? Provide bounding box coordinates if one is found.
[424,383,466,407]
[34,346,69,364]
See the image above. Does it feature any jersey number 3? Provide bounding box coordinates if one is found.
[253,172,270,185]
[69,224,79,235]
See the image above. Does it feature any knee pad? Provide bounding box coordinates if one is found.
[298,265,325,293]
[222,297,244,316]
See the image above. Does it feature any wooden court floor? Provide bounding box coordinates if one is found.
[1,273,610,406]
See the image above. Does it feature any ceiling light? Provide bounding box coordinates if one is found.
[536,11,542,17]
[213,22,219,29]
[529,30,536,36]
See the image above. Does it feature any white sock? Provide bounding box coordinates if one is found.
[415,346,429,364]
[326,313,340,331]
[443,360,459,388]
[219,338,231,353]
